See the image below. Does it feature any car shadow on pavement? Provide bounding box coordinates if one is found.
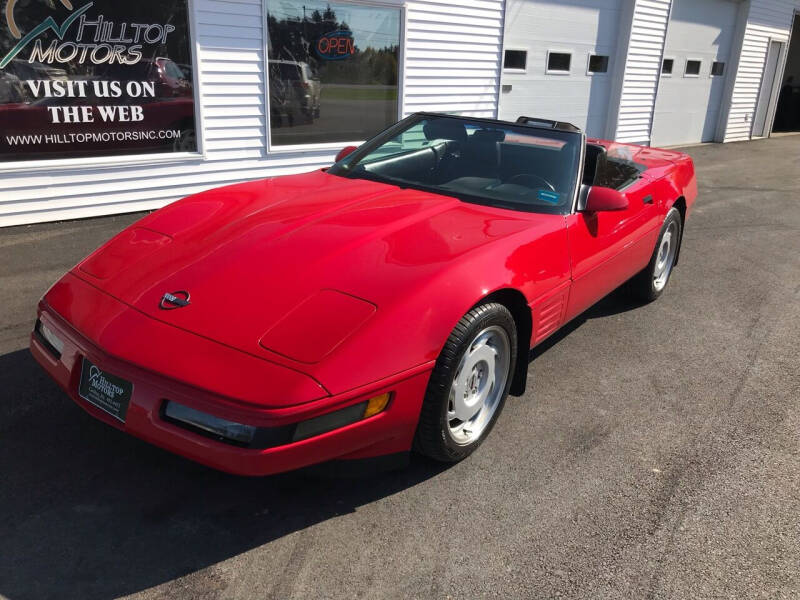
[0,348,449,600]
[531,286,644,361]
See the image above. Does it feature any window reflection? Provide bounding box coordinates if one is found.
[267,0,401,147]
[0,0,196,161]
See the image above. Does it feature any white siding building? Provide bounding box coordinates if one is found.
[1,0,798,226]
[500,0,800,146]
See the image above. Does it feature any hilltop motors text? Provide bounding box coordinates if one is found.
[29,13,176,66]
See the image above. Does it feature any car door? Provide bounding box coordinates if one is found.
[564,157,661,322]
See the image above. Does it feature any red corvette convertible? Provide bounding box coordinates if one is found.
[31,113,697,475]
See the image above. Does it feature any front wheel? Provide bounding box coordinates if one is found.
[414,303,517,463]
[629,207,682,302]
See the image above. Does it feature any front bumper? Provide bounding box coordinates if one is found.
[31,306,431,476]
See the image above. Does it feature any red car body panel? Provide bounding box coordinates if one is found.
[68,171,573,395]
[31,286,429,475]
[31,133,697,476]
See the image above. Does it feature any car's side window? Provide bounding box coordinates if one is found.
[593,154,643,190]
[365,121,432,161]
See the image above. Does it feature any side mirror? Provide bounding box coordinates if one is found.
[583,186,628,212]
[335,145,358,163]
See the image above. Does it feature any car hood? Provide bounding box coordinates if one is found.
[73,170,535,366]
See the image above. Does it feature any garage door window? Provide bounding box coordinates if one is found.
[266,0,401,149]
[661,58,674,76]
[504,50,527,71]
[547,52,571,74]
[587,54,609,74]
[711,61,725,77]
[684,59,702,77]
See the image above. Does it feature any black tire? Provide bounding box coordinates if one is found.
[414,302,517,463]
[629,207,683,302]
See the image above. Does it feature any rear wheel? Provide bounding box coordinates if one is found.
[414,303,517,462]
[629,207,682,302]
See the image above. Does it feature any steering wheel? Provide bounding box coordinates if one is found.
[507,173,556,192]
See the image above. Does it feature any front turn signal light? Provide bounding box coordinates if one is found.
[363,393,391,418]
[292,392,392,442]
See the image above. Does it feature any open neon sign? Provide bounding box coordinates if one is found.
[316,29,354,60]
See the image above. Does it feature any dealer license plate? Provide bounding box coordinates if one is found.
[78,358,133,423]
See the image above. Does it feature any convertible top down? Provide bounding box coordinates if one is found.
[31,113,697,475]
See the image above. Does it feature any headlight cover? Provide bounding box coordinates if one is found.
[162,393,391,448]
[259,289,376,363]
[163,401,257,445]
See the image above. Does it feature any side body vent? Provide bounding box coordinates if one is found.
[532,291,568,344]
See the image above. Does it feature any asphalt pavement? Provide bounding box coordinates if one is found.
[0,135,798,599]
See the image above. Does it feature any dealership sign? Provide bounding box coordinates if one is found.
[0,1,179,69]
[316,30,355,60]
[0,0,195,162]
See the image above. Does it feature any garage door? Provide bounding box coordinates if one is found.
[498,0,622,137]
[650,0,740,146]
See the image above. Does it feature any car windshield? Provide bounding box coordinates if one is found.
[328,114,582,214]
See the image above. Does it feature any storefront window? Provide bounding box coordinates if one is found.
[0,0,196,163]
[266,0,401,147]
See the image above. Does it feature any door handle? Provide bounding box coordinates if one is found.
[643,195,653,204]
